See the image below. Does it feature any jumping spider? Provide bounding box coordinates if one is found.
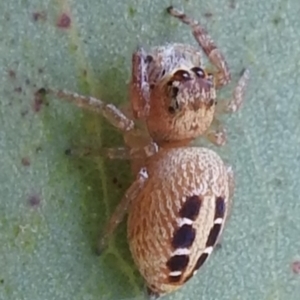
[40,6,249,299]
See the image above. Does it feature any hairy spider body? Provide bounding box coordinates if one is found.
[43,6,249,299]
[131,43,216,145]
[127,147,233,297]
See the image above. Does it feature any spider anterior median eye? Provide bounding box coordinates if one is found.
[173,69,191,81]
[191,67,205,78]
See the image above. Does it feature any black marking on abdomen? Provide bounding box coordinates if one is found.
[167,255,189,272]
[179,195,202,221]
[194,252,209,273]
[215,196,225,218]
[204,196,225,247]
[172,224,196,249]
[205,196,225,247]
[205,223,222,247]
[184,252,209,283]
[183,196,226,283]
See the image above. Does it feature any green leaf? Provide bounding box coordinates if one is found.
[1,1,300,300]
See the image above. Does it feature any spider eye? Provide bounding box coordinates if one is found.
[145,55,153,63]
[172,69,191,81]
[191,67,205,78]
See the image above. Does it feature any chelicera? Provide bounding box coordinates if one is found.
[40,6,249,299]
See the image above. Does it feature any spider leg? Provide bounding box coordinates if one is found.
[130,47,151,119]
[97,167,149,254]
[202,118,227,146]
[216,68,250,113]
[39,88,135,132]
[167,6,231,89]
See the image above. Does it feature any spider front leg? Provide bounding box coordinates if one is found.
[167,6,231,88]
[39,88,135,132]
[216,68,250,114]
[130,47,151,119]
[97,167,149,254]
[39,87,157,160]
[205,68,249,146]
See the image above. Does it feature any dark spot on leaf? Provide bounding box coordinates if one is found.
[229,0,236,9]
[172,224,195,249]
[215,243,222,250]
[179,195,201,221]
[28,194,41,207]
[272,177,283,187]
[33,88,47,112]
[35,146,42,153]
[272,16,282,26]
[8,69,16,79]
[25,79,30,85]
[167,255,189,271]
[128,6,137,18]
[56,13,71,29]
[21,157,30,166]
[206,223,222,247]
[14,87,22,93]
[292,261,300,274]
[21,109,29,117]
[32,11,47,22]
[204,12,213,18]
[65,148,72,156]
[0,279,4,284]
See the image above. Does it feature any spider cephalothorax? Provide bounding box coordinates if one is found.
[146,66,217,144]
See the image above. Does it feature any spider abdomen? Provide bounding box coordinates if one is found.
[127,147,232,296]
